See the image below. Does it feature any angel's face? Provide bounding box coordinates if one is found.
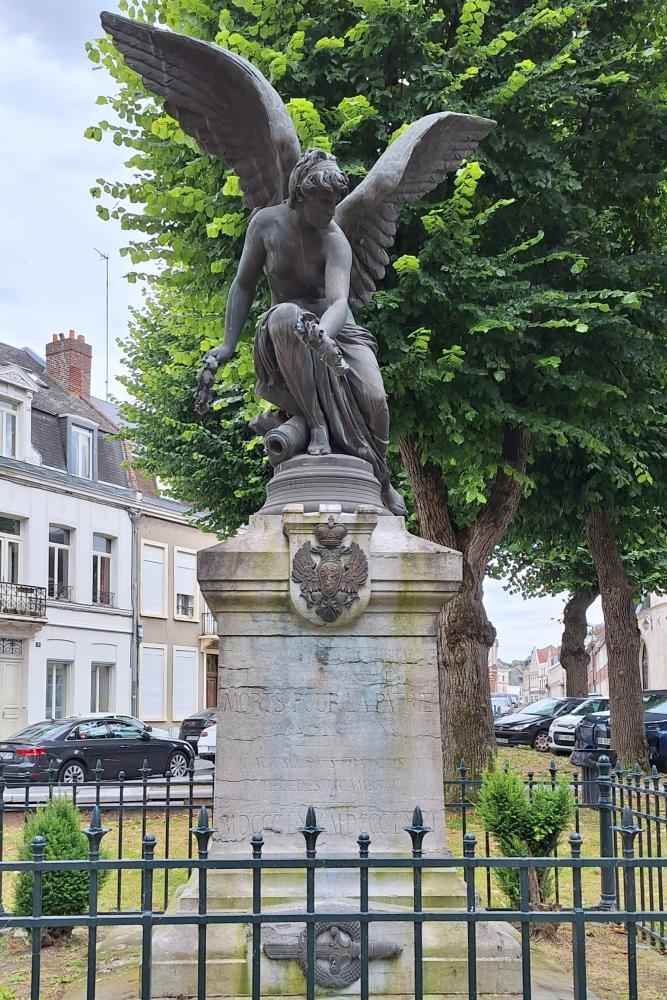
[298,189,339,230]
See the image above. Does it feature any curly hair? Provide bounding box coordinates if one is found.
[287,148,349,208]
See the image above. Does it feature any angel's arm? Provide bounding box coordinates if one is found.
[220,215,267,357]
[318,231,353,341]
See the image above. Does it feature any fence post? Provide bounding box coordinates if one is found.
[0,759,4,916]
[619,805,641,1000]
[299,806,323,1000]
[405,805,430,1000]
[140,833,156,1000]
[358,831,371,1000]
[30,834,46,1000]
[596,754,617,911]
[458,759,468,835]
[570,832,587,1000]
[251,831,264,1000]
[463,832,477,1000]
[83,805,109,1000]
[190,806,215,1000]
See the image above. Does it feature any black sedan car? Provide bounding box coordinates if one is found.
[573,690,667,771]
[178,708,219,754]
[494,697,586,752]
[0,716,195,784]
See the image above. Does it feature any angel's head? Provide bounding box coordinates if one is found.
[288,148,349,229]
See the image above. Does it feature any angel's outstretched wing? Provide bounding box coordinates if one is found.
[334,112,496,308]
[100,13,301,211]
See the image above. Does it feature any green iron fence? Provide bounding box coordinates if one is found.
[0,802,663,1000]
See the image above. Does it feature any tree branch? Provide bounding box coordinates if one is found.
[399,435,458,549]
[467,425,530,571]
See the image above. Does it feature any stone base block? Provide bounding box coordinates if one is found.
[149,872,522,998]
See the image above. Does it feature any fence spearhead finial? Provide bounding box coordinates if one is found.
[84,805,109,858]
[299,805,324,858]
[189,806,216,857]
[404,805,431,857]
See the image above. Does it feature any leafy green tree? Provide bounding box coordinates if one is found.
[90,0,667,777]
[494,439,667,766]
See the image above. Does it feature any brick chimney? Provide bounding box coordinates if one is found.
[45,330,92,399]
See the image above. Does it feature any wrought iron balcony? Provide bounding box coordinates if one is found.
[0,581,47,619]
[48,580,73,602]
[201,611,217,636]
[93,590,115,608]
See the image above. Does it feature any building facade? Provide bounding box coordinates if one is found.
[522,644,560,703]
[637,595,667,690]
[587,597,667,697]
[0,334,216,740]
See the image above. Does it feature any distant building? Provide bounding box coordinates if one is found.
[587,596,667,697]
[0,333,217,740]
[488,638,499,693]
[523,644,560,703]
[587,625,608,695]
[494,659,522,698]
[637,595,667,690]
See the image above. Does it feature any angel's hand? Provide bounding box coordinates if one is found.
[194,344,234,414]
[295,313,349,377]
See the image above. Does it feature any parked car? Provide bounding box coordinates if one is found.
[491,693,517,719]
[573,690,667,771]
[197,720,217,762]
[0,715,195,784]
[178,708,219,755]
[494,697,586,752]
[87,712,170,739]
[548,696,609,753]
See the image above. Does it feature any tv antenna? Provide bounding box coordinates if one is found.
[94,248,110,400]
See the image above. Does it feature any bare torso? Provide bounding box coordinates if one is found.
[257,203,352,320]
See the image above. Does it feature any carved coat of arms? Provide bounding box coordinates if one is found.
[291,516,368,623]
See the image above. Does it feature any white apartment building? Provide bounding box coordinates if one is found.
[0,334,216,740]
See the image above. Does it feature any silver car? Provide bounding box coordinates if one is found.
[548,696,609,753]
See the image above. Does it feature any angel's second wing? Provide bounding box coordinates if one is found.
[335,112,495,307]
[100,12,301,211]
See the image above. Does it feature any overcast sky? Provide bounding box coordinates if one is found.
[0,2,603,662]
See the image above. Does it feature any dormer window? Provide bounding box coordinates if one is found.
[0,399,17,458]
[72,425,92,478]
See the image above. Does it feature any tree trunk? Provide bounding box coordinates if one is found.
[585,511,648,769]
[438,562,496,779]
[560,586,598,697]
[400,427,529,780]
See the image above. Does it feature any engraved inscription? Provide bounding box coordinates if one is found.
[218,685,437,715]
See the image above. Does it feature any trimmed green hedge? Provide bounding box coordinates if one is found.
[13,797,109,925]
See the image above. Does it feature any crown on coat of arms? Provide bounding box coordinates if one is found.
[314,516,348,549]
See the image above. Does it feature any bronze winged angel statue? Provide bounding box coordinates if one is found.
[101,12,495,515]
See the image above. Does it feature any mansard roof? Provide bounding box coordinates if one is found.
[0,341,157,494]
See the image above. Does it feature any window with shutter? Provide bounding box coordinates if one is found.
[139,646,165,720]
[174,548,196,618]
[172,647,198,720]
[141,542,166,616]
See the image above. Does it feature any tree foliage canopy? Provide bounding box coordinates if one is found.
[88,0,666,536]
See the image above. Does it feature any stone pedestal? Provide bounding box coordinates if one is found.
[202,505,458,857]
[149,487,521,996]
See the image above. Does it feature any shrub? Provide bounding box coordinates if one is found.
[478,764,575,912]
[13,797,109,930]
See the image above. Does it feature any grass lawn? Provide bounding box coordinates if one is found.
[0,748,665,999]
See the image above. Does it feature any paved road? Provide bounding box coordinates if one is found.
[3,758,215,809]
